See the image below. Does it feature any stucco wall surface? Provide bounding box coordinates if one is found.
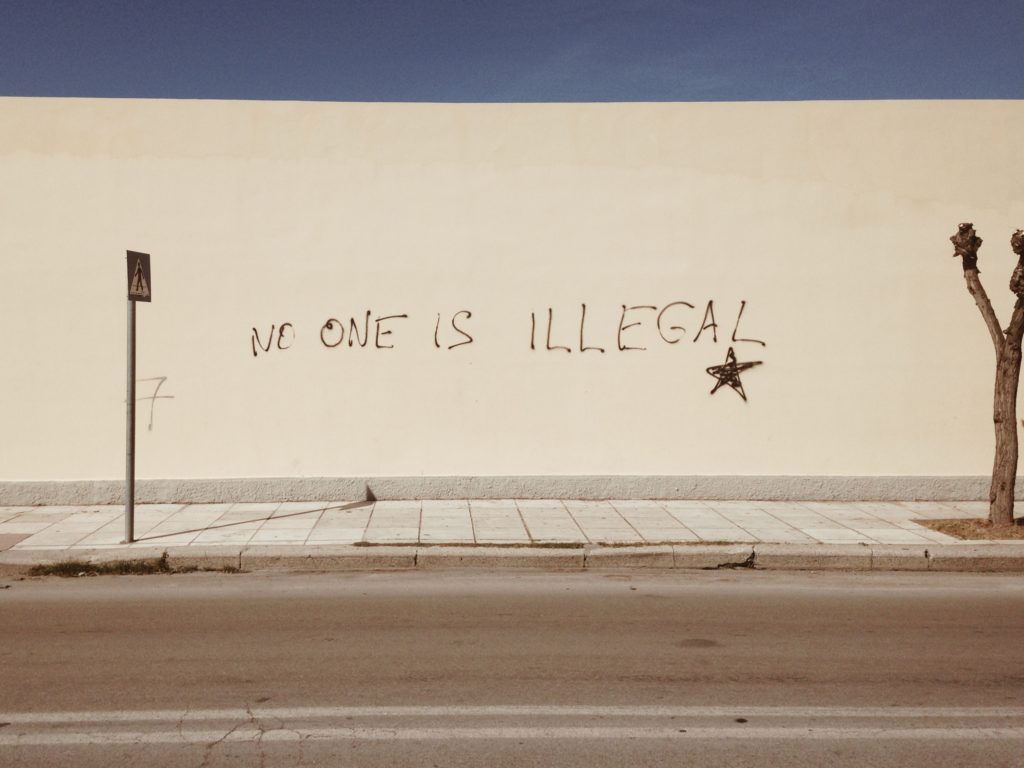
[1,98,1022,483]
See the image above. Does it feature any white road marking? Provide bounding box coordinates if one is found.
[4,705,1024,724]
[4,706,1023,747]
[2,727,1023,746]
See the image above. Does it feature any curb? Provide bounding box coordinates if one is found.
[3,542,1024,577]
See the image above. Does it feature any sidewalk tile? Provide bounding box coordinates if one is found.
[661,501,714,511]
[470,508,523,520]
[135,504,186,513]
[75,527,130,547]
[896,502,965,516]
[857,528,933,544]
[0,521,57,534]
[323,501,374,513]
[422,500,469,511]
[473,536,530,544]
[853,502,913,515]
[569,509,639,541]
[610,503,674,518]
[317,510,373,528]
[949,502,989,516]
[422,513,473,525]
[166,503,233,514]
[258,515,320,530]
[906,529,964,544]
[368,508,419,527]
[564,501,617,512]
[745,530,817,544]
[158,511,232,528]
[362,527,418,543]
[15,530,92,547]
[689,528,758,543]
[633,529,701,543]
[306,529,364,544]
[55,508,122,524]
[841,522,903,534]
[714,509,783,527]
[754,501,811,513]
[422,508,471,522]
[371,501,421,511]
[664,508,731,524]
[518,508,586,543]
[705,501,768,512]
[134,532,202,546]
[471,509,528,541]
[2,511,71,524]
[191,527,260,545]
[0,507,36,523]
[222,502,279,514]
[516,500,567,510]
[249,529,313,544]
[420,532,475,543]
[769,515,850,531]
[471,528,530,540]
[20,506,94,516]
[803,527,870,542]
[468,499,519,510]
[275,502,331,513]
[608,500,666,509]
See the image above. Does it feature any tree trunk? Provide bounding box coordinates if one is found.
[990,339,1020,526]
[952,224,1024,527]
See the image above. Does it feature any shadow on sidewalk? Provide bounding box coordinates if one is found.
[136,500,372,543]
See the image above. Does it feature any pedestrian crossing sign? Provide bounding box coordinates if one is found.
[127,251,151,302]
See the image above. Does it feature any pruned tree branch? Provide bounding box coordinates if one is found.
[1007,230,1024,345]
[964,271,1006,352]
[951,223,1004,352]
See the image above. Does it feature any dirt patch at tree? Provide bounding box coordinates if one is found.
[917,518,1024,540]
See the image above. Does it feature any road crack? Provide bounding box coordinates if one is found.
[704,549,757,570]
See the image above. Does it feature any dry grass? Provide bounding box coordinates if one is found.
[28,552,241,577]
[917,518,1024,540]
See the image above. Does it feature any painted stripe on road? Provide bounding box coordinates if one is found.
[4,705,1024,724]
[2,727,1024,746]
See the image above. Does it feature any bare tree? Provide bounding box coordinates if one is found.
[950,223,1024,526]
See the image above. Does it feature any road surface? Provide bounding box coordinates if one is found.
[1,569,1022,766]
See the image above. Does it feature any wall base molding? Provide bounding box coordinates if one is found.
[0,475,1014,506]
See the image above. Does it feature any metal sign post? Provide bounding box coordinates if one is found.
[125,251,151,543]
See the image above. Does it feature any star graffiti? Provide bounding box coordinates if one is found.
[705,347,763,402]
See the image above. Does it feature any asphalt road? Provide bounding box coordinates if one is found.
[1,569,1022,766]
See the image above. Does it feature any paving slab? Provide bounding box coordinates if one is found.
[0,533,29,551]
[305,529,364,544]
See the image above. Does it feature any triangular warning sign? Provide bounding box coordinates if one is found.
[130,261,150,298]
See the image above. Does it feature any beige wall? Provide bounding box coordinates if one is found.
[1,97,1022,483]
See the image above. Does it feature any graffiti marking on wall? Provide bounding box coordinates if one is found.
[705,347,763,402]
[249,300,768,401]
[135,376,175,430]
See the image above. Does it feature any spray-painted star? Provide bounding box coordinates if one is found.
[706,347,763,402]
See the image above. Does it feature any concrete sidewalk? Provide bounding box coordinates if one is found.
[1,499,1022,574]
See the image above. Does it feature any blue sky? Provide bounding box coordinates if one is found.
[1,0,1021,101]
